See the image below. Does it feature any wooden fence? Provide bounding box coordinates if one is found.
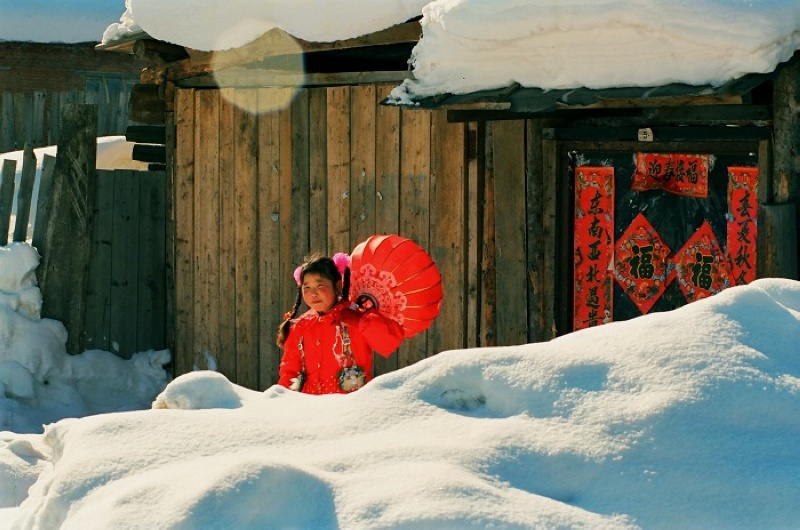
[0,77,136,152]
[0,144,55,249]
[84,169,167,356]
[0,105,167,359]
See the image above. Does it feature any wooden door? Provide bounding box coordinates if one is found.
[566,145,759,331]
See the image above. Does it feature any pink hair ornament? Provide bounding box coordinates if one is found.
[292,253,350,286]
[332,252,351,277]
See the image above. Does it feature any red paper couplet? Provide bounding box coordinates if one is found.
[632,153,710,198]
[614,213,671,314]
[726,167,758,286]
[573,167,614,330]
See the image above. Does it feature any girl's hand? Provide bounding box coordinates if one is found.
[355,293,377,311]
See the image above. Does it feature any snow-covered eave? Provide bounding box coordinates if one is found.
[383,72,775,115]
[95,28,151,54]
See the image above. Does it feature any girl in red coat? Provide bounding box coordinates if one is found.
[276,252,404,394]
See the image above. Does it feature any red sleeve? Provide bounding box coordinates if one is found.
[277,326,303,388]
[358,309,404,357]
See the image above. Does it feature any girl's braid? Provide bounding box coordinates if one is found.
[342,267,351,301]
[276,288,303,348]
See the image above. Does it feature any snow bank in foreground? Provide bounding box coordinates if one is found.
[8,278,800,528]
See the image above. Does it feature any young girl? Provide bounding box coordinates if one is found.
[276,252,404,394]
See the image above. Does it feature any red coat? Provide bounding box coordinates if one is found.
[278,301,404,394]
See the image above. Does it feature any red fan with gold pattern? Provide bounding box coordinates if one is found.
[349,234,443,338]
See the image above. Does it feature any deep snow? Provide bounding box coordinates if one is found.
[1,240,799,527]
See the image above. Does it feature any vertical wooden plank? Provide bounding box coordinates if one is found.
[39,104,98,354]
[193,89,221,370]
[84,170,114,352]
[375,85,401,236]
[429,110,466,354]
[526,119,546,342]
[46,93,59,148]
[13,143,37,242]
[373,84,401,376]
[109,170,139,358]
[326,86,351,254]
[760,203,798,279]
[163,109,177,373]
[0,93,14,152]
[772,55,799,205]
[466,122,483,348]
[13,94,27,151]
[32,154,57,252]
[0,159,16,245]
[31,92,46,146]
[279,92,296,312]
[350,85,377,247]
[398,107,431,367]
[290,90,311,264]
[233,89,260,389]
[173,88,195,376]
[137,171,167,353]
[482,121,497,346]
[492,120,528,346]
[308,88,328,253]
[541,139,558,338]
[767,56,798,277]
[217,89,237,379]
[258,88,285,387]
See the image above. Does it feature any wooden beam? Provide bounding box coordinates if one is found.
[133,144,167,164]
[126,125,166,144]
[542,126,770,142]
[133,39,189,64]
[447,104,772,125]
[567,94,744,109]
[175,69,412,89]
[129,84,166,124]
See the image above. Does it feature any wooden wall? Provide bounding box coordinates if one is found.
[170,84,525,389]
[167,82,796,391]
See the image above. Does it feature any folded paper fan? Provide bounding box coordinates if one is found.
[349,234,443,338]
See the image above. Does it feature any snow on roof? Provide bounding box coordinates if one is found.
[3,1,799,99]
[97,0,800,100]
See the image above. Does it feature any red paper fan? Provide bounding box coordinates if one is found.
[349,234,443,338]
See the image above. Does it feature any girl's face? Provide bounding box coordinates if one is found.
[301,273,340,313]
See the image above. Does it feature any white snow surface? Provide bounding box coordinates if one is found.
[1,240,799,528]
[0,243,171,519]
